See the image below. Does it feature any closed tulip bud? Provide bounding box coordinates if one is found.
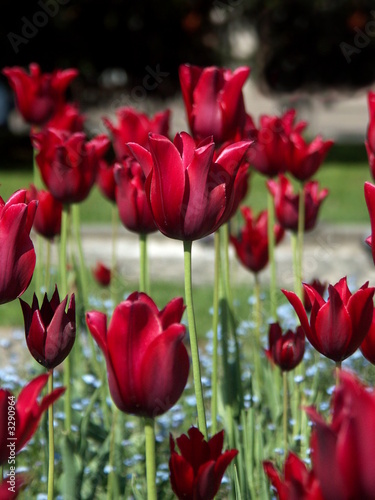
[179,64,250,143]
[283,277,375,362]
[86,292,189,418]
[0,372,65,464]
[0,190,37,304]
[20,286,76,370]
[169,426,238,500]
[265,322,305,371]
[2,63,78,126]
[92,261,111,287]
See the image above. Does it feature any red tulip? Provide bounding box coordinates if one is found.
[365,92,375,180]
[179,64,250,143]
[306,370,375,499]
[127,132,251,241]
[103,106,170,160]
[246,109,305,178]
[26,184,62,240]
[0,190,37,304]
[288,133,334,181]
[283,277,375,362]
[364,181,375,264]
[114,158,157,234]
[303,278,328,312]
[360,308,375,364]
[96,158,117,203]
[169,426,238,500]
[265,322,305,371]
[20,286,76,370]
[267,175,329,232]
[230,206,284,274]
[263,452,323,500]
[92,261,111,287]
[45,102,84,133]
[86,292,189,417]
[2,63,78,126]
[33,128,110,204]
[0,372,65,464]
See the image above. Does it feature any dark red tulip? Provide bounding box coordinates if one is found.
[96,158,117,203]
[114,158,157,234]
[0,190,37,304]
[306,370,375,499]
[265,322,305,371]
[283,277,375,362]
[169,426,238,500]
[303,278,328,312]
[103,106,170,160]
[246,109,305,178]
[2,63,78,126]
[364,181,375,264]
[127,132,251,241]
[288,133,334,181]
[263,452,323,500]
[20,286,76,370]
[26,184,62,240]
[267,175,329,232]
[230,206,284,274]
[365,92,375,180]
[45,102,84,133]
[360,308,375,364]
[0,372,65,464]
[179,64,250,143]
[33,128,110,204]
[86,292,189,417]
[92,261,111,287]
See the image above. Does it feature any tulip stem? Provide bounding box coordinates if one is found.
[107,407,119,500]
[297,183,305,299]
[144,417,157,500]
[60,205,71,432]
[291,232,301,300]
[139,233,149,294]
[47,371,55,500]
[45,239,51,293]
[72,204,89,310]
[253,273,262,394]
[183,240,208,439]
[283,370,289,455]
[335,361,341,388]
[211,231,220,435]
[267,190,277,320]
[110,205,119,305]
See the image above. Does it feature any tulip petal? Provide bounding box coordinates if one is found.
[364,182,375,265]
[207,430,224,460]
[192,68,223,140]
[169,453,195,499]
[281,289,311,338]
[159,296,185,328]
[195,461,217,500]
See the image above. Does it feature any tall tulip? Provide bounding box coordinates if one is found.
[179,64,250,143]
[20,286,76,370]
[265,322,305,372]
[2,63,78,126]
[267,175,329,232]
[127,132,251,241]
[288,133,333,182]
[103,107,170,160]
[86,291,189,417]
[27,184,62,240]
[32,128,110,204]
[0,190,37,304]
[283,277,375,362]
[230,206,284,274]
[0,373,65,464]
[169,426,238,500]
[306,370,375,499]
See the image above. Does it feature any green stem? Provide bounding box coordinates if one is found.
[47,371,55,500]
[144,417,157,500]
[139,233,148,294]
[183,240,208,439]
[107,407,119,500]
[110,205,119,305]
[297,184,305,300]
[283,371,288,455]
[335,361,342,388]
[267,190,277,320]
[45,239,51,293]
[60,206,71,432]
[291,232,300,299]
[211,231,221,435]
[72,204,89,310]
[253,273,262,395]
